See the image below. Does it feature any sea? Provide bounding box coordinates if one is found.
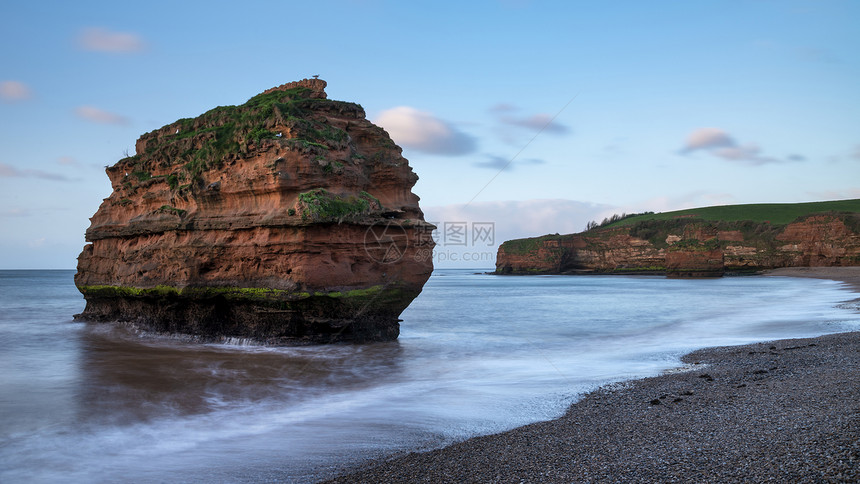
[1,269,859,483]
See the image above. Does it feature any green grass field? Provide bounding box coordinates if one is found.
[604,199,860,227]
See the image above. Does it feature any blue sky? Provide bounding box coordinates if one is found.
[1,0,858,269]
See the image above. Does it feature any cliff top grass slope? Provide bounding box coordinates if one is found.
[496,199,860,277]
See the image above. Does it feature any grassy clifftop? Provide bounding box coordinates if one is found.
[601,199,860,228]
[496,199,860,275]
[503,200,860,256]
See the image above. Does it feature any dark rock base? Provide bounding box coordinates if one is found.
[75,295,403,344]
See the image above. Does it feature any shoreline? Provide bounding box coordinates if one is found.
[763,266,860,293]
[324,267,860,482]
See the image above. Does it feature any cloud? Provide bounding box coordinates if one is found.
[853,145,860,161]
[375,106,477,156]
[503,113,570,134]
[795,47,838,64]
[488,103,517,113]
[77,27,146,53]
[0,208,33,217]
[680,127,735,152]
[0,80,33,102]
[28,238,47,248]
[602,137,628,157]
[491,104,570,135]
[679,127,793,165]
[808,188,860,200]
[424,199,612,267]
[0,162,73,181]
[711,144,778,164]
[58,155,105,171]
[472,154,545,170]
[422,194,750,268]
[75,105,128,125]
[425,198,613,246]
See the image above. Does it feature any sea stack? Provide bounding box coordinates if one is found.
[75,79,435,343]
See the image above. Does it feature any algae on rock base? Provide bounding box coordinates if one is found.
[77,283,415,344]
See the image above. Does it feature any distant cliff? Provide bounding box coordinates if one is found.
[75,79,435,343]
[495,201,860,277]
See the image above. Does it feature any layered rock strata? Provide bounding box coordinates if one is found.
[496,213,860,277]
[75,79,434,343]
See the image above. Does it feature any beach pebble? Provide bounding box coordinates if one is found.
[324,332,860,483]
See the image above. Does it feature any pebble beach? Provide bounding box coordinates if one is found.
[325,268,860,483]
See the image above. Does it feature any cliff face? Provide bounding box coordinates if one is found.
[75,79,434,343]
[496,213,860,277]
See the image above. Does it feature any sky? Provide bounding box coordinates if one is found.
[1,0,858,269]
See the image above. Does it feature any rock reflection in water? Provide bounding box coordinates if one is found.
[74,324,405,425]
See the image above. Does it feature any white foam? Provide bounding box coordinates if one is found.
[2,270,859,483]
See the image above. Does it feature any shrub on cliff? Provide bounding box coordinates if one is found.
[297,188,381,223]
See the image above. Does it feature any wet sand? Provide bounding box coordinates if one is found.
[325,268,860,483]
[765,266,860,292]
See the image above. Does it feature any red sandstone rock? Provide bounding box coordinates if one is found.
[666,248,725,278]
[496,213,860,277]
[75,79,434,343]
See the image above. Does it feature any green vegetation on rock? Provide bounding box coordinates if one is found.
[499,234,565,256]
[124,87,354,183]
[497,199,860,275]
[165,174,179,190]
[77,284,389,304]
[131,171,152,182]
[247,126,277,143]
[627,219,786,249]
[157,205,187,217]
[297,188,380,222]
[612,266,667,272]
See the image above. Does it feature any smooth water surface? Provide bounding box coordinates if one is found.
[1,270,858,482]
